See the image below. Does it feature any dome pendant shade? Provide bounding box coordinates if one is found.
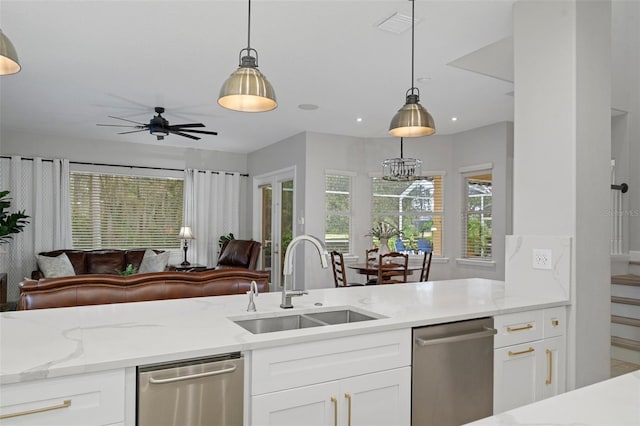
[218,56,277,112]
[0,30,21,76]
[389,93,435,137]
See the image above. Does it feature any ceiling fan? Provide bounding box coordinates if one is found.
[97,107,218,141]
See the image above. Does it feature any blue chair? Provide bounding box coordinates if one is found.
[417,239,432,253]
[395,239,406,252]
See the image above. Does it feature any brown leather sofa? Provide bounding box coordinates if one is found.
[216,240,261,270]
[18,268,269,310]
[31,249,170,280]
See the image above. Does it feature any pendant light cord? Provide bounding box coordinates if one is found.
[247,0,252,50]
[410,0,415,95]
[400,137,404,159]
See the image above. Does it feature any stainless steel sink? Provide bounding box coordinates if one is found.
[233,315,324,334]
[304,309,377,325]
[232,308,380,334]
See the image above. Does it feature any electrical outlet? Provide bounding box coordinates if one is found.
[532,249,552,270]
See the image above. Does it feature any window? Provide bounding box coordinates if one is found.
[70,172,184,249]
[371,176,444,256]
[462,171,492,259]
[325,173,352,253]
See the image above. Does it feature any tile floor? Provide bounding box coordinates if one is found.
[611,359,640,378]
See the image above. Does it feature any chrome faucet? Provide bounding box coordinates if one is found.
[281,234,329,309]
[246,280,258,312]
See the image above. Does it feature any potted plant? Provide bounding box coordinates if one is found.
[0,190,29,244]
[366,221,401,255]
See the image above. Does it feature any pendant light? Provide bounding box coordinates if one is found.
[382,137,422,181]
[0,29,21,76]
[389,0,435,137]
[218,0,277,112]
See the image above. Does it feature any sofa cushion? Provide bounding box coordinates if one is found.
[36,253,76,278]
[86,251,126,274]
[138,250,170,274]
[125,249,147,271]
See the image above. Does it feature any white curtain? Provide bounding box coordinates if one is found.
[0,156,71,302]
[183,169,241,267]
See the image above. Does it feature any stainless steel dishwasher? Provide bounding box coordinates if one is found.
[412,317,496,426]
[137,352,243,426]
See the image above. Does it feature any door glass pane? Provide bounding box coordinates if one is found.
[261,185,272,282]
[280,180,294,285]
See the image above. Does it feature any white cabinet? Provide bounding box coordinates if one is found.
[0,369,125,426]
[493,307,566,413]
[250,329,411,426]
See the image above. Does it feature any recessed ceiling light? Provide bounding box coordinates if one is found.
[451,117,458,122]
[298,104,319,110]
[416,76,432,84]
[356,117,363,123]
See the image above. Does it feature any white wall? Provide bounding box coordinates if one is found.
[513,0,611,389]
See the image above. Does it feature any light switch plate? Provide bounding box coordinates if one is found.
[532,249,552,270]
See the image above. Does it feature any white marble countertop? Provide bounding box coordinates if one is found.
[467,370,640,426]
[0,278,567,385]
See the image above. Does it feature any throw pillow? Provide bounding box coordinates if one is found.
[138,249,170,274]
[36,253,76,278]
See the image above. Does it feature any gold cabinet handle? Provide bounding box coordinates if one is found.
[331,396,338,426]
[507,323,533,332]
[551,319,559,326]
[546,349,553,384]
[345,392,352,426]
[0,399,71,420]
[508,346,535,356]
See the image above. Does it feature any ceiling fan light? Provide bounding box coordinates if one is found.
[218,57,277,113]
[389,95,436,137]
[0,29,21,76]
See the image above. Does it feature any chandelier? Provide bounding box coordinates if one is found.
[382,137,422,181]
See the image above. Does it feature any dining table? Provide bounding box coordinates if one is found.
[347,262,423,276]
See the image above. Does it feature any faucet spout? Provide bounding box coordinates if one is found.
[280,234,329,309]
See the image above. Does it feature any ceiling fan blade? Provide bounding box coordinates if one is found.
[107,116,147,125]
[168,123,205,128]
[97,124,142,128]
[118,129,147,135]
[177,129,218,136]
[169,130,200,140]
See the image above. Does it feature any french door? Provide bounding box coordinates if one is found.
[253,167,295,291]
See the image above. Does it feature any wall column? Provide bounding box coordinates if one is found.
[513,0,611,388]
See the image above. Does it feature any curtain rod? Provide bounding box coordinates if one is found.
[0,156,249,177]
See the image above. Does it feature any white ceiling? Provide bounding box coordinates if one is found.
[0,1,634,154]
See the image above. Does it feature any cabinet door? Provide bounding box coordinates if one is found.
[538,336,566,400]
[493,341,542,413]
[340,367,411,426]
[251,381,337,426]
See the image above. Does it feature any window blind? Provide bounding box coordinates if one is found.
[70,172,184,250]
[462,172,493,259]
[325,174,352,253]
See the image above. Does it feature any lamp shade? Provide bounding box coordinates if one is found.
[218,56,277,113]
[178,226,194,240]
[0,30,21,76]
[389,94,436,137]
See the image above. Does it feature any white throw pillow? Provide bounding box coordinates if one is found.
[138,250,170,274]
[36,253,76,278]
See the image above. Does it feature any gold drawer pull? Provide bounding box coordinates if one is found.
[551,319,559,326]
[345,392,352,426]
[508,347,535,356]
[331,396,338,426]
[546,349,553,384]
[507,323,533,332]
[0,399,71,420]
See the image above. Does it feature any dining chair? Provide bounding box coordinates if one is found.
[377,252,409,284]
[420,250,433,282]
[365,248,379,284]
[330,251,364,287]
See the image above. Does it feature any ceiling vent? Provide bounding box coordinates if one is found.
[376,12,417,34]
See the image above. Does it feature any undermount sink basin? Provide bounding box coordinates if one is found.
[232,308,380,334]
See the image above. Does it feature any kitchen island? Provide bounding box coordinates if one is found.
[0,278,569,425]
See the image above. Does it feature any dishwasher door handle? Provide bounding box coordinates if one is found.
[415,327,497,347]
[149,365,237,384]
